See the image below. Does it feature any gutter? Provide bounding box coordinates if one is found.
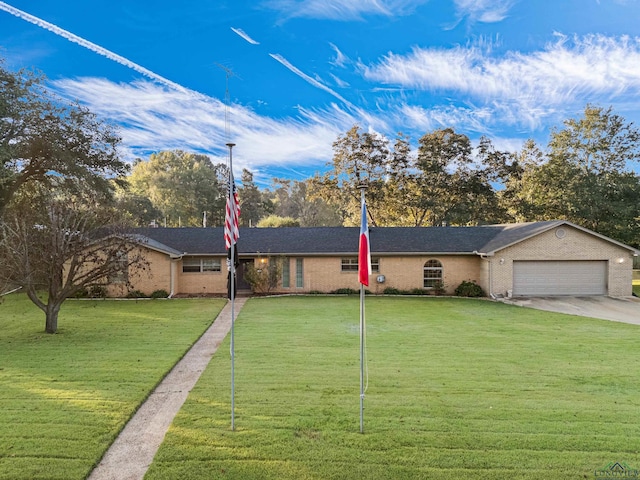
[474,251,495,299]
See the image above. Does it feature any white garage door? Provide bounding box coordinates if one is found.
[513,261,607,296]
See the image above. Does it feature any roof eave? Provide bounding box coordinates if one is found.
[485,220,640,255]
[239,251,481,256]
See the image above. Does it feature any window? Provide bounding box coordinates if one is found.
[341,258,358,271]
[341,257,380,272]
[202,259,219,272]
[423,259,443,288]
[182,258,201,273]
[371,258,380,272]
[182,257,221,273]
[109,252,128,283]
[296,258,304,288]
[282,257,290,288]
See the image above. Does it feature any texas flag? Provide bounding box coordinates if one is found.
[358,196,372,286]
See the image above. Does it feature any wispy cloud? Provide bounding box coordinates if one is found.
[13,0,633,177]
[265,0,426,20]
[330,73,350,88]
[231,27,260,44]
[50,78,353,182]
[0,1,363,180]
[329,43,350,67]
[0,1,188,93]
[453,0,515,23]
[362,34,640,129]
[398,104,495,133]
[269,53,357,109]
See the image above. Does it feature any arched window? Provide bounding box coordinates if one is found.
[423,259,443,289]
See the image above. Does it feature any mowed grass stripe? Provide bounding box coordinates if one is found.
[147,296,640,480]
[0,294,226,480]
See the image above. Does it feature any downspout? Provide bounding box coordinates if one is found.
[168,254,183,298]
[474,251,495,299]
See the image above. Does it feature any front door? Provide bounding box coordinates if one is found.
[236,259,253,291]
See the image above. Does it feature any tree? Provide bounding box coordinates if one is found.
[415,128,501,226]
[315,125,390,226]
[515,105,640,245]
[0,61,126,215]
[113,189,162,227]
[270,178,341,226]
[237,169,273,227]
[128,151,226,227]
[463,135,511,224]
[0,59,146,332]
[381,132,419,226]
[270,179,299,219]
[317,125,507,227]
[257,215,300,227]
[0,186,147,333]
[496,139,545,222]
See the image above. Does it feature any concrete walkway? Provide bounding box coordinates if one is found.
[88,298,247,480]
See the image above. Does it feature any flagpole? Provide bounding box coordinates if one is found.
[227,142,236,431]
[360,275,365,434]
[358,184,367,434]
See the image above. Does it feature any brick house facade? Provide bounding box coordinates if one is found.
[108,221,638,298]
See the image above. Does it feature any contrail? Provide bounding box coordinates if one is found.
[231,27,259,45]
[0,1,358,114]
[269,53,356,109]
[0,1,189,93]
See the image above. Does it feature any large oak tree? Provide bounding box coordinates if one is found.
[0,60,142,333]
[0,186,147,333]
[0,61,127,215]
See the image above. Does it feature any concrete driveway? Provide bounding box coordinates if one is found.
[502,296,640,325]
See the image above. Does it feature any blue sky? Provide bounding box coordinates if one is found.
[2,0,640,185]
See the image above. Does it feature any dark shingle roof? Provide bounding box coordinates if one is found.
[134,220,626,257]
[478,220,563,254]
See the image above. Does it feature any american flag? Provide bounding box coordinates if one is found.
[224,171,240,249]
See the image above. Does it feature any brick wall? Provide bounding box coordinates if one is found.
[272,255,481,295]
[114,225,634,297]
[107,248,172,297]
[488,225,634,297]
[178,270,227,295]
[125,253,483,296]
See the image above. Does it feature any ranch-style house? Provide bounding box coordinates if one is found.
[108,220,639,298]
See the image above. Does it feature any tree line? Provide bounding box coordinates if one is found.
[115,152,342,229]
[317,113,640,248]
[2,60,639,331]
[117,108,640,249]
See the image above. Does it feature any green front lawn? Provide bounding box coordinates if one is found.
[0,294,226,480]
[147,296,640,480]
